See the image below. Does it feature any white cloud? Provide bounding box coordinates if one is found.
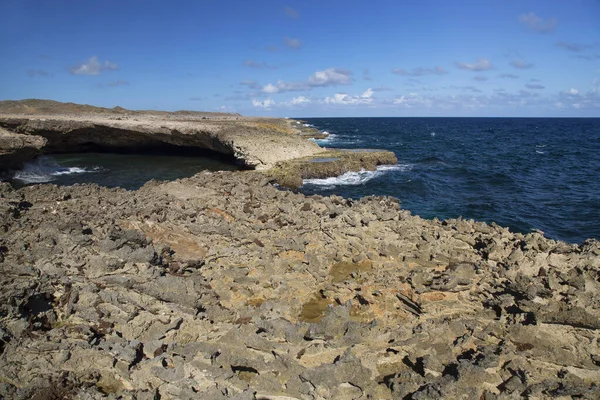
[393,93,433,108]
[392,66,447,76]
[518,12,557,33]
[262,80,307,93]
[290,96,311,105]
[555,86,600,110]
[510,59,535,69]
[324,88,373,105]
[263,84,279,94]
[455,58,493,71]
[389,89,554,112]
[69,56,118,75]
[308,68,353,86]
[285,37,302,49]
[277,96,312,108]
[261,68,353,94]
[252,99,275,109]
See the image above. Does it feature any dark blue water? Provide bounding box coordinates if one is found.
[300,118,600,244]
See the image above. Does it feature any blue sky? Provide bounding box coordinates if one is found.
[1,0,600,117]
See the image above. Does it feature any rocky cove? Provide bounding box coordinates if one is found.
[0,101,599,399]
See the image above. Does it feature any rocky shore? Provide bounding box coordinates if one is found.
[1,100,599,399]
[0,111,322,172]
[1,170,599,399]
[0,100,397,186]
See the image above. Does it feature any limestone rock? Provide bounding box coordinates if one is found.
[0,170,598,398]
[0,126,46,169]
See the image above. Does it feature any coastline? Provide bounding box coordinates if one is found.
[0,100,397,186]
[0,101,599,398]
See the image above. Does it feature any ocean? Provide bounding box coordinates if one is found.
[9,152,239,190]
[9,117,600,244]
[301,118,600,244]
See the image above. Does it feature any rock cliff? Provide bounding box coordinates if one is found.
[0,114,324,171]
[0,126,47,169]
[0,99,398,187]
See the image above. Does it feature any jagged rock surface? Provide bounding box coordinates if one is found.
[1,171,599,399]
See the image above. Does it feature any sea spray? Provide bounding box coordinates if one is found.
[302,164,411,188]
[13,156,98,184]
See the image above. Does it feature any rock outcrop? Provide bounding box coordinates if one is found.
[0,114,324,171]
[0,126,47,169]
[0,100,399,186]
[1,171,598,399]
[268,149,399,188]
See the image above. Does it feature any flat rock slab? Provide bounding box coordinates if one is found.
[267,149,399,188]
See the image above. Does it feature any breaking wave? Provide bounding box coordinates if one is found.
[13,156,100,184]
[302,164,411,188]
[310,133,336,145]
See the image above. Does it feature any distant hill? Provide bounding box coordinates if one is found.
[0,99,241,117]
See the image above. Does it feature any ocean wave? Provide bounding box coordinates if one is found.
[13,156,100,184]
[311,133,337,144]
[302,164,411,188]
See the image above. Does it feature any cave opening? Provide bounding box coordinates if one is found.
[9,142,247,190]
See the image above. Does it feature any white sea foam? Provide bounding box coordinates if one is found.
[13,157,99,184]
[311,133,337,145]
[378,164,412,172]
[52,167,89,176]
[303,164,411,188]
